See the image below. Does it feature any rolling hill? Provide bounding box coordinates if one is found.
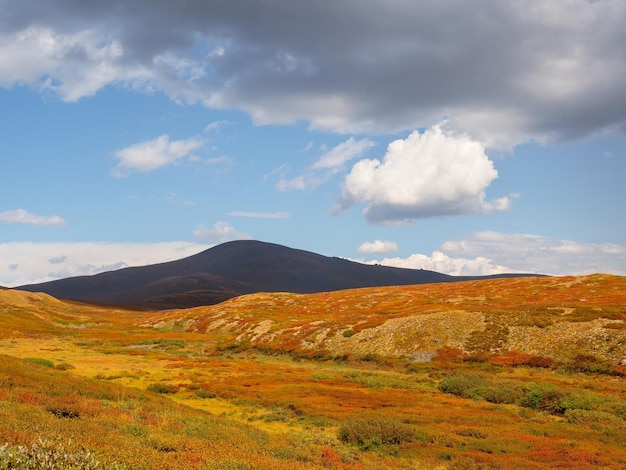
[17,240,539,309]
[1,274,625,469]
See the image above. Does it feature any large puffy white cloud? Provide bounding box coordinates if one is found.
[112,134,206,176]
[0,241,208,287]
[365,251,510,277]
[2,1,625,146]
[337,126,514,224]
[366,232,626,276]
[0,209,66,227]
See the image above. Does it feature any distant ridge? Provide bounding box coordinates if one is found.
[17,240,541,309]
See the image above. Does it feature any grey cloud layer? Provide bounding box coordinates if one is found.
[3,0,626,144]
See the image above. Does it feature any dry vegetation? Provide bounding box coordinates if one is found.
[0,274,624,469]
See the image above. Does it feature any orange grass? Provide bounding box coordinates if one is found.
[1,274,625,469]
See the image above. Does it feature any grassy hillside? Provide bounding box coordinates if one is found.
[145,274,626,367]
[1,275,625,469]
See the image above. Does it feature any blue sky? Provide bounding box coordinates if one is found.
[1,0,625,286]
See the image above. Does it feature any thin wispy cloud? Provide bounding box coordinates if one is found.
[205,156,233,165]
[276,137,375,191]
[357,240,398,254]
[312,137,376,171]
[165,192,196,206]
[112,134,205,177]
[0,209,66,227]
[0,241,208,287]
[204,120,234,133]
[298,141,314,153]
[276,176,306,192]
[192,221,252,243]
[228,211,291,219]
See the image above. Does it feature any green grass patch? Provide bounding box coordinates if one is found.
[338,416,415,450]
[23,357,54,368]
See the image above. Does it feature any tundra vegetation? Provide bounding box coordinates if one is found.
[0,274,624,469]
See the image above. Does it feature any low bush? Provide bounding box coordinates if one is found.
[437,373,488,400]
[47,407,81,419]
[432,347,465,363]
[563,354,614,374]
[453,428,488,439]
[0,438,120,469]
[146,383,179,394]
[462,352,491,363]
[338,415,414,450]
[488,351,553,368]
[519,384,566,414]
[480,384,524,404]
[613,364,626,377]
[195,389,216,399]
[565,409,626,431]
[361,353,383,363]
[158,339,186,350]
[559,391,603,412]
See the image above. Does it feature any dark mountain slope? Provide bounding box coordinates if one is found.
[17,240,539,309]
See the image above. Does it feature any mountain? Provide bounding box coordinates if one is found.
[17,240,539,309]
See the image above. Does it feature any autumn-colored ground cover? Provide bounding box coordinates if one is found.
[0,275,625,469]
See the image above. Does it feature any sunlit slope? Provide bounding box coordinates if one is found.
[143,274,626,364]
[0,289,148,339]
[0,289,89,337]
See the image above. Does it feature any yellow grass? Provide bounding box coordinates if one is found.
[1,274,625,469]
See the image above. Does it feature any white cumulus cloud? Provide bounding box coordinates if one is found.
[362,232,626,277]
[371,251,511,277]
[337,126,514,224]
[357,240,399,254]
[0,209,66,227]
[192,221,252,243]
[440,232,626,276]
[112,134,205,176]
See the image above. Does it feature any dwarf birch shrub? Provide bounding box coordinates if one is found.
[338,416,414,450]
[0,438,124,469]
[437,372,487,400]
